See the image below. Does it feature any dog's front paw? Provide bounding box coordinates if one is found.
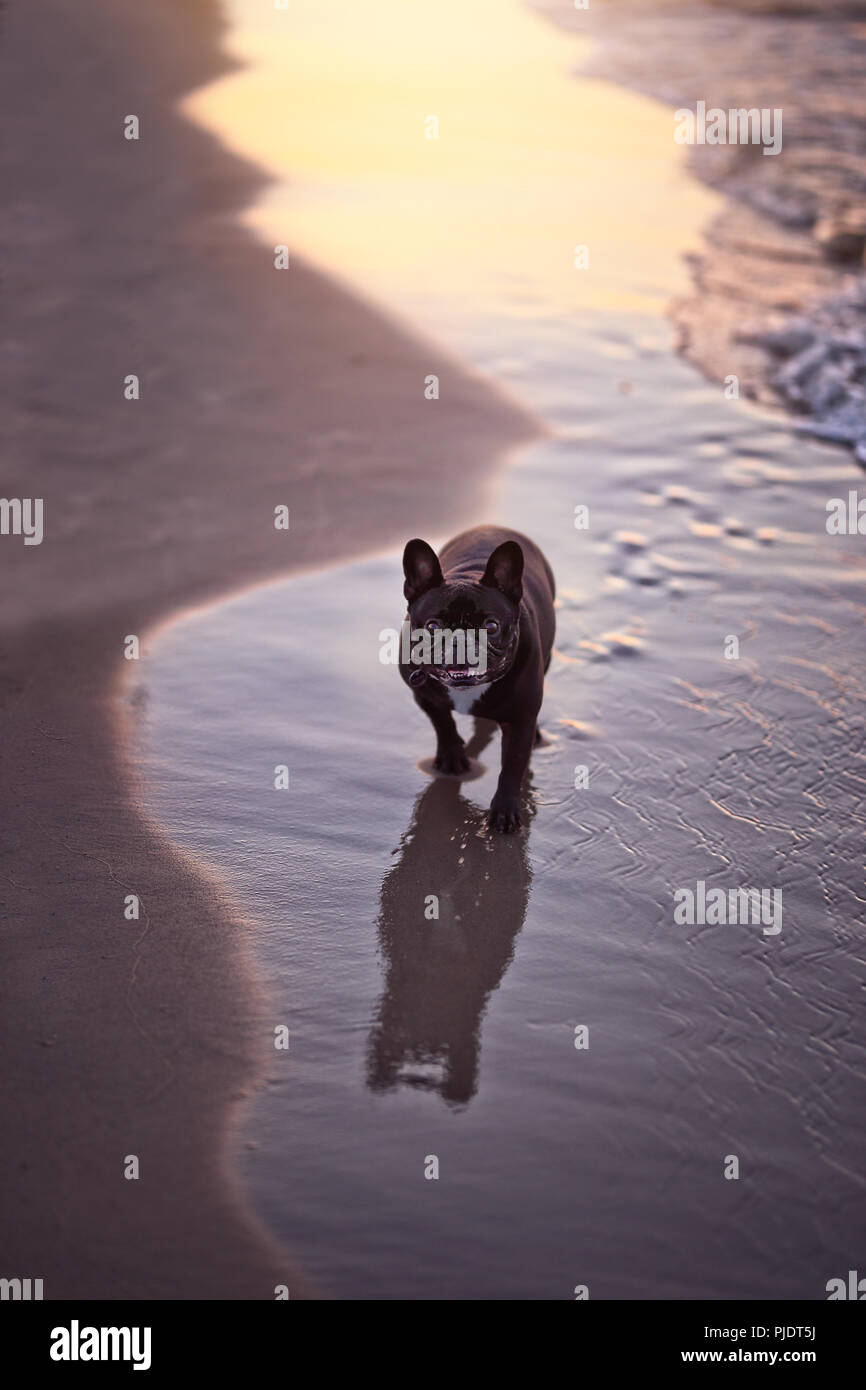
[488,791,522,833]
[434,744,471,777]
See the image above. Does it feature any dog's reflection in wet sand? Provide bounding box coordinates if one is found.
[367,722,533,1106]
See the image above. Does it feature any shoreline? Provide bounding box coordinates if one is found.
[536,0,866,462]
[0,0,540,1296]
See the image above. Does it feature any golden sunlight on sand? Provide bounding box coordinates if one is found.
[184,0,719,319]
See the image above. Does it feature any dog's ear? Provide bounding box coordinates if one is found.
[403,539,444,603]
[481,540,523,605]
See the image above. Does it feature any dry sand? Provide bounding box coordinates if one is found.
[0,0,539,1297]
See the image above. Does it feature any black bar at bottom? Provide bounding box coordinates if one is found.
[0,1299,859,1375]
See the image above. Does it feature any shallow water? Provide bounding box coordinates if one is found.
[183,0,715,325]
[132,0,866,1298]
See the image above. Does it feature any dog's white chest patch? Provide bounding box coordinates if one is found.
[448,682,490,715]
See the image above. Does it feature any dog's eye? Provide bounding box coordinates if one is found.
[426,618,442,632]
[483,618,500,633]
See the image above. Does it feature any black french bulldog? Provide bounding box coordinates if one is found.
[400,526,556,832]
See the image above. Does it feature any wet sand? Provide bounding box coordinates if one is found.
[139,336,866,1300]
[134,0,866,1298]
[4,0,864,1302]
[0,0,537,1296]
[537,0,866,451]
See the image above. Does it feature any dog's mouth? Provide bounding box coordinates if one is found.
[439,667,486,686]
